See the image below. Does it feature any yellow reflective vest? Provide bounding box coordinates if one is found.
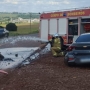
[51,37,61,49]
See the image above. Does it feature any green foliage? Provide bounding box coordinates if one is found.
[6,23,17,31]
[0,12,40,20]
[17,13,40,19]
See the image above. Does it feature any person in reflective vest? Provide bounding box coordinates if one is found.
[49,34,64,57]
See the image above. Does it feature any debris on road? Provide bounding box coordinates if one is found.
[0,70,8,74]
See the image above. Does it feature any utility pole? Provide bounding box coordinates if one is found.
[30,12,32,33]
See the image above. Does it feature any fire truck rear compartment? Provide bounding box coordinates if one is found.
[68,18,90,44]
[80,18,90,34]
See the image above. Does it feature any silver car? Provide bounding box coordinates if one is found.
[64,33,90,66]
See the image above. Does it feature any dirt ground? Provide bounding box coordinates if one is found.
[0,35,90,90]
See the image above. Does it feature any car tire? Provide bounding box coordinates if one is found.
[64,57,74,67]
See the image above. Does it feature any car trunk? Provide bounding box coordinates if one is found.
[72,42,90,55]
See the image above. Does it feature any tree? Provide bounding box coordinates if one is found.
[6,23,17,31]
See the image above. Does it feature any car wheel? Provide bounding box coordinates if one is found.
[64,57,74,67]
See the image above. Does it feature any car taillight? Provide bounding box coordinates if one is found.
[69,57,74,60]
[67,46,75,51]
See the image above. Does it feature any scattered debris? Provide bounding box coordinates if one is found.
[20,43,50,67]
[0,47,38,70]
[0,35,51,70]
[0,70,8,74]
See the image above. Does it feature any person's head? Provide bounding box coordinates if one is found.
[53,33,59,38]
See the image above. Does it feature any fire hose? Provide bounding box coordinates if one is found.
[18,43,49,67]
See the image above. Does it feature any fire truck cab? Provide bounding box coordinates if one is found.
[39,7,90,46]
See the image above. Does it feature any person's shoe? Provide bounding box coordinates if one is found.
[58,52,64,57]
[53,54,58,57]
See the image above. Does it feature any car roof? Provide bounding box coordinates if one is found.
[81,33,90,35]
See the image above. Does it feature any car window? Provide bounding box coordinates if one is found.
[0,29,4,33]
[76,34,90,42]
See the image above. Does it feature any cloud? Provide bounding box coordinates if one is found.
[5,0,18,4]
[48,1,60,5]
[0,0,89,12]
[4,0,27,4]
[63,0,70,4]
[34,0,70,5]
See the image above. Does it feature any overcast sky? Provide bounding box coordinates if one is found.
[0,0,90,13]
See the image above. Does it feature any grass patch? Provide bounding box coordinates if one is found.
[9,23,39,36]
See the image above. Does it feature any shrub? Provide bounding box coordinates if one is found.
[6,23,17,31]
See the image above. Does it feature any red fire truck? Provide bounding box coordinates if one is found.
[39,7,90,46]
